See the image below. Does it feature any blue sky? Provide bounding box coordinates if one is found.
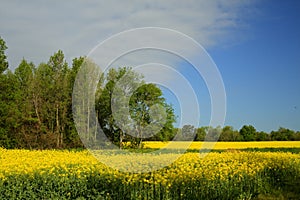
[0,0,299,132]
[210,1,300,132]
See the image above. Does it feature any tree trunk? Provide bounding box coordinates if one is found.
[87,99,90,142]
[94,113,98,141]
[60,105,67,147]
[120,131,123,149]
[60,126,64,148]
[56,104,60,148]
[138,138,143,149]
[137,120,143,149]
[32,94,41,126]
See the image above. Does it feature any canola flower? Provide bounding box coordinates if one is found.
[1,147,299,180]
[144,141,300,150]
[1,146,300,199]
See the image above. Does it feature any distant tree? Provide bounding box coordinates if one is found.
[195,127,208,141]
[239,125,256,141]
[219,126,241,141]
[255,131,269,141]
[292,131,300,141]
[206,126,222,141]
[271,127,294,141]
[180,125,195,141]
[148,127,177,141]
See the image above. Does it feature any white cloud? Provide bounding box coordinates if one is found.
[0,0,255,127]
[0,0,255,69]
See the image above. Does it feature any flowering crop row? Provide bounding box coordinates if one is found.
[144,141,300,150]
[0,147,300,199]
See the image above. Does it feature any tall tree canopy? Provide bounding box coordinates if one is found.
[95,67,176,149]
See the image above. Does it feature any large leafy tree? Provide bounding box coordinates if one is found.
[30,50,72,148]
[96,67,176,149]
[15,50,76,148]
[129,83,176,148]
[0,37,8,146]
[0,71,21,148]
[48,50,70,147]
[0,37,18,148]
[14,59,38,148]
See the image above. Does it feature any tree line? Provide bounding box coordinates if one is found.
[177,125,300,142]
[0,36,176,149]
[0,36,299,149]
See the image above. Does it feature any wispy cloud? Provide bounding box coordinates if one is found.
[0,0,255,69]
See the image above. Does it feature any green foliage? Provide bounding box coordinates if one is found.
[0,36,300,149]
[0,49,81,149]
[192,126,299,142]
[195,127,207,141]
[0,71,21,148]
[271,127,295,141]
[95,67,176,149]
[219,126,241,141]
[240,125,256,141]
[0,36,8,74]
[255,131,269,141]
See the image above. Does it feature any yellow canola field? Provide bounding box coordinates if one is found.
[144,141,300,150]
[0,148,100,179]
[1,147,300,199]
[1,147,300,180]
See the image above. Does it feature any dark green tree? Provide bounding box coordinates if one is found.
[292,131,300,141]
[14,59,39,148]
[239,125,256,141]
[129,83,176,147]
[48,50,70,147]
[255,131,269,141]
[0,37,20,148]
[66,57,87,147]
[195,127,208,141]
[271,127,294,141]
[0,71,21,148]
[96,68,125,148]
[219,126,241,141]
